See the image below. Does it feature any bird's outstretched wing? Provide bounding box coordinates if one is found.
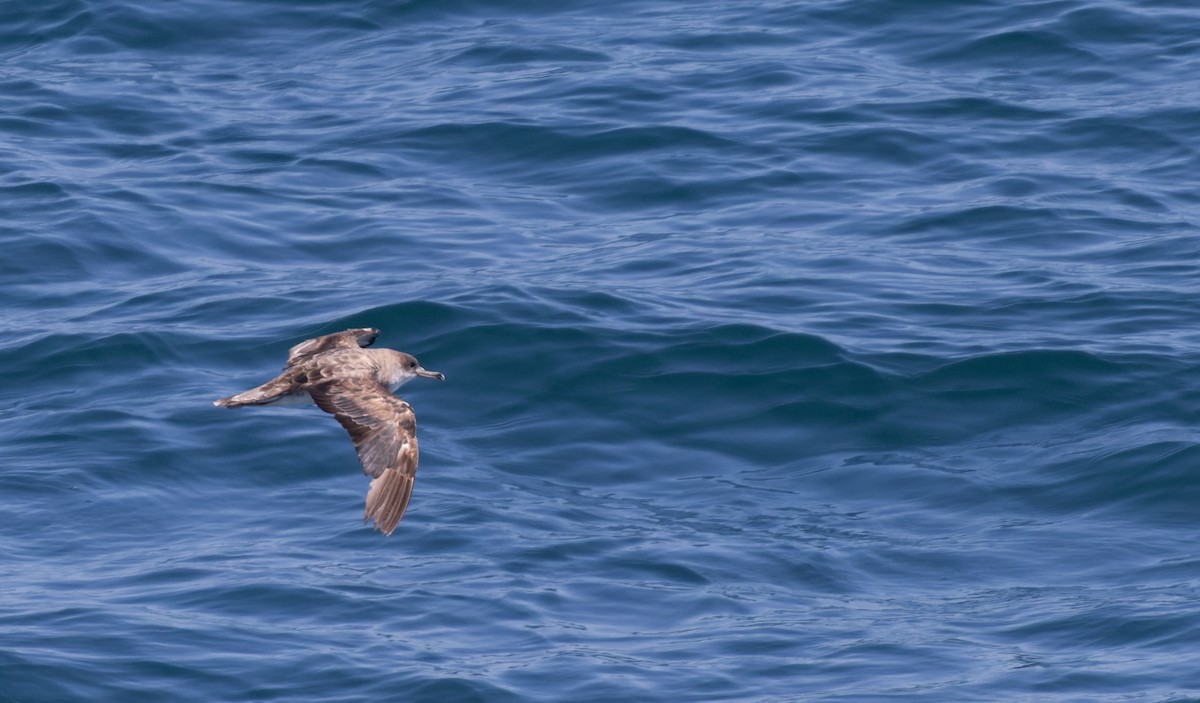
[286,328,379,368]
[309,377,419,536]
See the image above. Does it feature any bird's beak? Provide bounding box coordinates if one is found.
[416,367,445,381]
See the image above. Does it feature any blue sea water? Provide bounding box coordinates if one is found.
[3,0,1200,700]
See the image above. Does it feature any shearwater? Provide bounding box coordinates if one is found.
[214,328,444,536]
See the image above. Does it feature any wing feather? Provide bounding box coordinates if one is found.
[309,378,419,535]
[286,328,379,368]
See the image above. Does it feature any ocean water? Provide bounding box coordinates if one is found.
[3,0,1200,701]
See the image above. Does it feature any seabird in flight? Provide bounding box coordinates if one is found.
[214,328,444,535]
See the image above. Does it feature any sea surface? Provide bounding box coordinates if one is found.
[3,1,1200,701]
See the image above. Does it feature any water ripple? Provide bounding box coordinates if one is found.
[5,0,1200,701]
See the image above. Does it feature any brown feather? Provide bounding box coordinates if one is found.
[215,329,441,536]
[309,379,420,534]
[365,469,414,535]
[286,328,379,368]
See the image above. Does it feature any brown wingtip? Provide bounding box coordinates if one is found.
[364,468,415,536]
[354,328,381,347]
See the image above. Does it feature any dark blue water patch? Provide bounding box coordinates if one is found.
[811,0,997,33]
[893,204,1148,249]
[922,29,1103,70]
[1024,441,1200,525]
[804,126,944,167]
[1056,5,1164,45]
[57,2,376,55]
[0,0,90,52]
[448,42,610,66]
[650,7,806,52]
[874,96,1059,124]
[6,329,183,390]
[905,347,1176,422]
[1028,116,1191,166]
[386,122,749,184]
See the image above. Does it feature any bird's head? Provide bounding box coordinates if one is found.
[389,351,445,389]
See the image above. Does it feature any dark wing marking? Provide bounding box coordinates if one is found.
[309,378,419,536]
[286,328,380,368]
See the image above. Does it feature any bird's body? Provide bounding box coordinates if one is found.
[214,328,444,535]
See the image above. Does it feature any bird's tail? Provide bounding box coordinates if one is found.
[213,377,297,408]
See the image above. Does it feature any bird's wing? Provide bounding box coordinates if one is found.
[309,377,419,536]
[286,328,380,368]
